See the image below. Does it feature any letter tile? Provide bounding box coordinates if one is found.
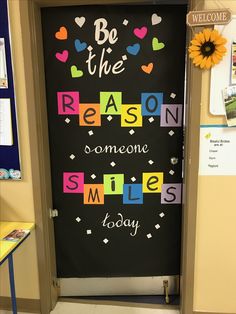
[57,91,79,115]
[63,172,84,193]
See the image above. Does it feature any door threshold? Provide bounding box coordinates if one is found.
[59,276,179,296]
[59,295,180,309]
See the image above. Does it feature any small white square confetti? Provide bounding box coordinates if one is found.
[122,55,127,61]
[87,45,93,51]
[169,130,175,136]
[169,170,175,175]
[129,129,135,135]
[65,118,70,124]
[70,154,75,160]
[147,233,152,239]
[149,117,154,123]
[87,230,92,235]
[123,19,129,26]
[103,238,109,244]
[76,217,81,223]
[91,174,96,179]
[170,93,176,99]
[159,212,165,218]
[110,161,116,167]
[148,160,154,165]
[131,177,136,182]
[107,115,113,121]
[88,130,94,136]
[107,47,112,54]
[155,224,161,230]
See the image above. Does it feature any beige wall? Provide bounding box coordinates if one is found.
[194,1,236,313]
[0,0,40,299]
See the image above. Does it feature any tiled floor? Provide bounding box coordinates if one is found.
[0,301,180,314]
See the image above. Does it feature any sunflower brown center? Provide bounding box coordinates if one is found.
[200,41,216,57]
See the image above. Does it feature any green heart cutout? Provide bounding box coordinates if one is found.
[71,65,84,78]
[152,37,165,51]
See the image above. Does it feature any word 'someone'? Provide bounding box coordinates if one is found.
[84,144,149,154]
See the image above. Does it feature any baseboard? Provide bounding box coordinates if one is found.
[0,297,40,313]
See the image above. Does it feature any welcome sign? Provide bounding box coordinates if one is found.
[42,5,186,278]
[187,9,232,26]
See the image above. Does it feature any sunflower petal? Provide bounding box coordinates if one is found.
[193,33,201,42]
[205,56,212,69]
[214,37,227,45]
[210,29,220,42]
[216,45,227,53]
[203,28,212,41]
[197,32,206,44]
[200,57,208,69]
[193,55,204,66]
[188,45,201,51]
[189,50,201,58]
[191,39,201,46]
[212,53,221,64]
[214,50,224,58]
[195,32,205,44]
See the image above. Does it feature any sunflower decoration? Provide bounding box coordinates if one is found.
[188,28,227,70]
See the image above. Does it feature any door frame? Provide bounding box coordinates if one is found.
[19,0,203,313]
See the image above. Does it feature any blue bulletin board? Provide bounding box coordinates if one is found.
[0,0,21,180]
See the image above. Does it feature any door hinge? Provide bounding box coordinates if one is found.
[53,278,60,288]
[163,280,170,304]
[49,208,58,218]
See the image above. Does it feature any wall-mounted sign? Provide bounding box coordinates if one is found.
[199,125,236,176]
[186,9,232,27]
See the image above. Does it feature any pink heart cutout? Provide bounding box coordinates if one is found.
[133,26,148,39]
[55,50,69,63]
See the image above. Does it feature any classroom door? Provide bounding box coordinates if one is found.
[41,4,186,296]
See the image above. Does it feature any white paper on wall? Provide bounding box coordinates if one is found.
[0,38,8,88]
[199,125,236,175]
[210,16,236,115]
[0,98,13,146]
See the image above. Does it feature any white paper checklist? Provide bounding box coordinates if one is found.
[199,126,236,175]
[0,98,13,146]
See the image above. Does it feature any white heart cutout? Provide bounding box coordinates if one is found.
[75,16,86,28]
[152,13,162,25]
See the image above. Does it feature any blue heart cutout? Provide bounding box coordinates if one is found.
[126,43,140,56]
[74,39,87,53]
